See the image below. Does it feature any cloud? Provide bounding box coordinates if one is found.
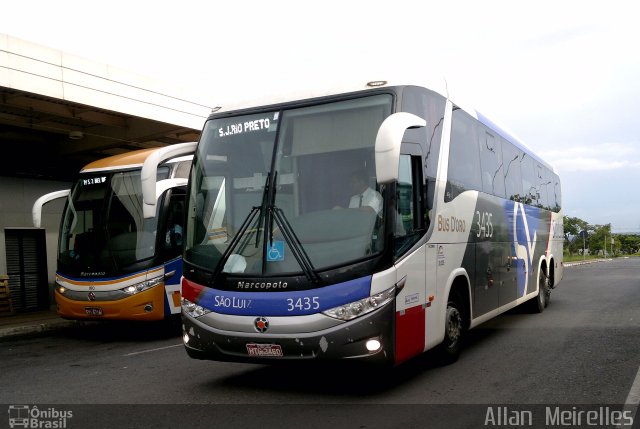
[541,143,640,172]
[553,158,637,172]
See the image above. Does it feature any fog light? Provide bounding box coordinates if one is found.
[144,303,154,312]
[183,333,190,344]
[366,338,381,352]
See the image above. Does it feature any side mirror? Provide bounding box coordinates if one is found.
[32,190,71,227]
[141,142,197,218]
[155,178,188,200]
[375,112,426,183]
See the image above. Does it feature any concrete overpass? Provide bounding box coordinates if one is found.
[0,33,215,310]
[1,33,213,179]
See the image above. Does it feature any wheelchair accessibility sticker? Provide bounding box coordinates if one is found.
[267,240,285,262]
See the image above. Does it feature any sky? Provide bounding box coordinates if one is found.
[2,0,639,232]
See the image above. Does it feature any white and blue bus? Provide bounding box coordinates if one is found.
[181,80,563,365]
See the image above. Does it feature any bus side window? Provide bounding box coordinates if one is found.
[552,173,562,212]
[446,108,482,202]
[479,130,506,198]
[520,153,536,206]
[164,193,186,256]
[394,154,423,257]
[502,138,523,202]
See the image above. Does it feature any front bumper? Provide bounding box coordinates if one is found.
[54,284,166,321]
[182,301,395,365]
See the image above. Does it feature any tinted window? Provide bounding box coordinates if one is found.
[395,155,422,257]
[446,108,482,201]
[502,139,523,202]
[520,153,536,206]
[479,129,506,198]
[552,173,562,212]
[535,163,550,209]
[401,87,446,211]
[401,87,446,179]
[162,193,186,258]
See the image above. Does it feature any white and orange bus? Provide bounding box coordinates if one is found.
[33,143,195,321]
[181,80,563,365]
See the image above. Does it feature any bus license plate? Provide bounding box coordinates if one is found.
[85,307,103,316]
[246,343,283,357]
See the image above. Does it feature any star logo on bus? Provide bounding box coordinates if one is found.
[88,292,96,301]
[254,317,269,333]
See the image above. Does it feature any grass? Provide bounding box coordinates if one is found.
[563,253,639,262]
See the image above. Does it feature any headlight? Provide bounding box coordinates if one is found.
[121,275,163,295]
[56,284,66,294]
[322,285,395,321]
[182,297,211,318]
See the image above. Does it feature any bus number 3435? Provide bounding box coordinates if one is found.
[287,297,320,312]
[476,211,494,239]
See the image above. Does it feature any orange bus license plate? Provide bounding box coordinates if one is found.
[85,307,103,316]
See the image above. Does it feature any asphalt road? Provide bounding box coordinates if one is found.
[1,258,639,428]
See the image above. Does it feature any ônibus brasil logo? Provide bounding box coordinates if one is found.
[7,405,73,428]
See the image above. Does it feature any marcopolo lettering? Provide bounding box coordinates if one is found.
[237,280,288,290]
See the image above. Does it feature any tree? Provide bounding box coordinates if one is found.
[616,234,640,254]
[564,216,588,240]
[589,224,612,256]
[563,216,590,255]
[564,217,640,257]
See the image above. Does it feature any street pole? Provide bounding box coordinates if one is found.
[611,237,614,257]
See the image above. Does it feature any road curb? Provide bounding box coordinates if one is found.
[0,319,77,340]
[564,258,613,267]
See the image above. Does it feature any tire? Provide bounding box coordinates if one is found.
[542,269,551,307]
[529,268,550,313]
[436,294,465,363]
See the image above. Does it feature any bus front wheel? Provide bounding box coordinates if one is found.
[436,295,465,363]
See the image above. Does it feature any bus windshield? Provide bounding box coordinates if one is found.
[58,168,168,275]
[186,94,393,277]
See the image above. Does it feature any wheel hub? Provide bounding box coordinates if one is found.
[446,306,462,342]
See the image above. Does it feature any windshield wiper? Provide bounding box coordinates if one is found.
[210,171,321,284]
[210,174,271,283]
[268,205,320,283]
[210,206,260,283]
[264,171,320,283]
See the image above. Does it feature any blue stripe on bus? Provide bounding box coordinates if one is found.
[163,257,184,316]
[505,200,541,297]
[197,276,372,316]
[164,257,183,284]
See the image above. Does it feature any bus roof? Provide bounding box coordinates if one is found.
[213,77,450,114]
[212,78,556,174]
[81,148,157,173]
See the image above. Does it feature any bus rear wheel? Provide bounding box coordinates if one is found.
[529,268,550,313]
